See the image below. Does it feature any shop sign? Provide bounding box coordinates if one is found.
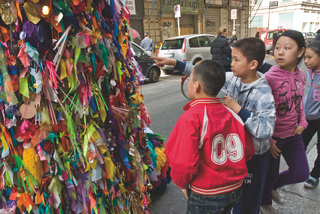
[162,0,199,14]
[126,0,136,15]
[269,1,278,7]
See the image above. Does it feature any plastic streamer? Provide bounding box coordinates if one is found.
[0,0,170,213]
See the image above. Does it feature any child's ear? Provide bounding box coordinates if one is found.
[250,60,259,70]
[298,47,306,58]
[194,81,201,93]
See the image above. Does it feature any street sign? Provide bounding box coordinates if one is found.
[231,9,237,20]
[174,4,181,18]
[269,1,278,7]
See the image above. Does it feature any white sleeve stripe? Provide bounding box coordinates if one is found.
[199,106,208,149]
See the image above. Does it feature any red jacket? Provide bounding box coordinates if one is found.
[166,98,255,195]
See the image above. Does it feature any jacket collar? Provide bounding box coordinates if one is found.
[217,34,226,39]
[308,68,320,75]
[235,72,267,92]
[183,97,221,111]
[271,65,301,75]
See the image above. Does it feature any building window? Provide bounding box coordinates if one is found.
[278,13,294,29]
[310,22,315,32]
[251,16,263,28]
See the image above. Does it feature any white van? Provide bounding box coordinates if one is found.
[158,34,216,74]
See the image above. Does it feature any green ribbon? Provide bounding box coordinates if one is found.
[90,53,97,75]
[44,132,59,143]
[125,23,133,42]
[99,43,109,69]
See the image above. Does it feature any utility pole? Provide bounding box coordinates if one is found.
[268,1,278,29]
[174,4,181,36]
[177,17,180,36]
[268,4,270,29]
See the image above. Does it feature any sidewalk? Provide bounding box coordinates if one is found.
[267,136,319,214]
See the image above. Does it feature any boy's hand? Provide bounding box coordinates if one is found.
[150,57,177,67]
[292,125,305,136]
[223,96,242,113]
[270,140,281,159]
[180,187,189,199]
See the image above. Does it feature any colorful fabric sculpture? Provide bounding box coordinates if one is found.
[0,0,169,213]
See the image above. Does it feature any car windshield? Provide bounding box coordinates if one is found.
[208,36,216,42]
[131,43,144,57]
[266,31,275,40]
[161,39,184,50]
[266,31,283,39]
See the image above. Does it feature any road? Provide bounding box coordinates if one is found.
[141,56,317,214]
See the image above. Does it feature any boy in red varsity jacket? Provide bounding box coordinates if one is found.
[165,60,255,214]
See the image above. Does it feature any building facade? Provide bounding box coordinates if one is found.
[203,0,250,41]
[250,0,320,34]
[127,0,250,51]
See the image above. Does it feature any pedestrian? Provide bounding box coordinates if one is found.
[261,30,309,214]
[256,31,260,39]
[314,29,320,42]
[211,26,232,71]
[302,41,320,189]
[140,32,155,56]
[162,58,255,214]
[272,30,279,50]
[152,37,277,214]
[228,30,238,44]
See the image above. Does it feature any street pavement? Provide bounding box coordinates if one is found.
[141,55,319,214]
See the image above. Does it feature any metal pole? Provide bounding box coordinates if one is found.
[251,0,264,23]
[233,19,235,30]
[268,5,270,29]
[177,17,181,36]
[203,0,211,20]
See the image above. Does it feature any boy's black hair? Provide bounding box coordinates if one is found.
[307,41,320,57]
[275,30,306,64]
[231,37,265,70]
[193,60,226,97]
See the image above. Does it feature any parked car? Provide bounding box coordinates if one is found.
[302,32,315,46]
[158,34,216,74]
[131,42,160,83]
[264,28,287,54]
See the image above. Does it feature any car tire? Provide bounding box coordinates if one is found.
[193,58,202,65]
[162,69,173,75]
[148,67,160,83]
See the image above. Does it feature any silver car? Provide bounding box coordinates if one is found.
[158,34,216,74]
[302,32,316,46]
